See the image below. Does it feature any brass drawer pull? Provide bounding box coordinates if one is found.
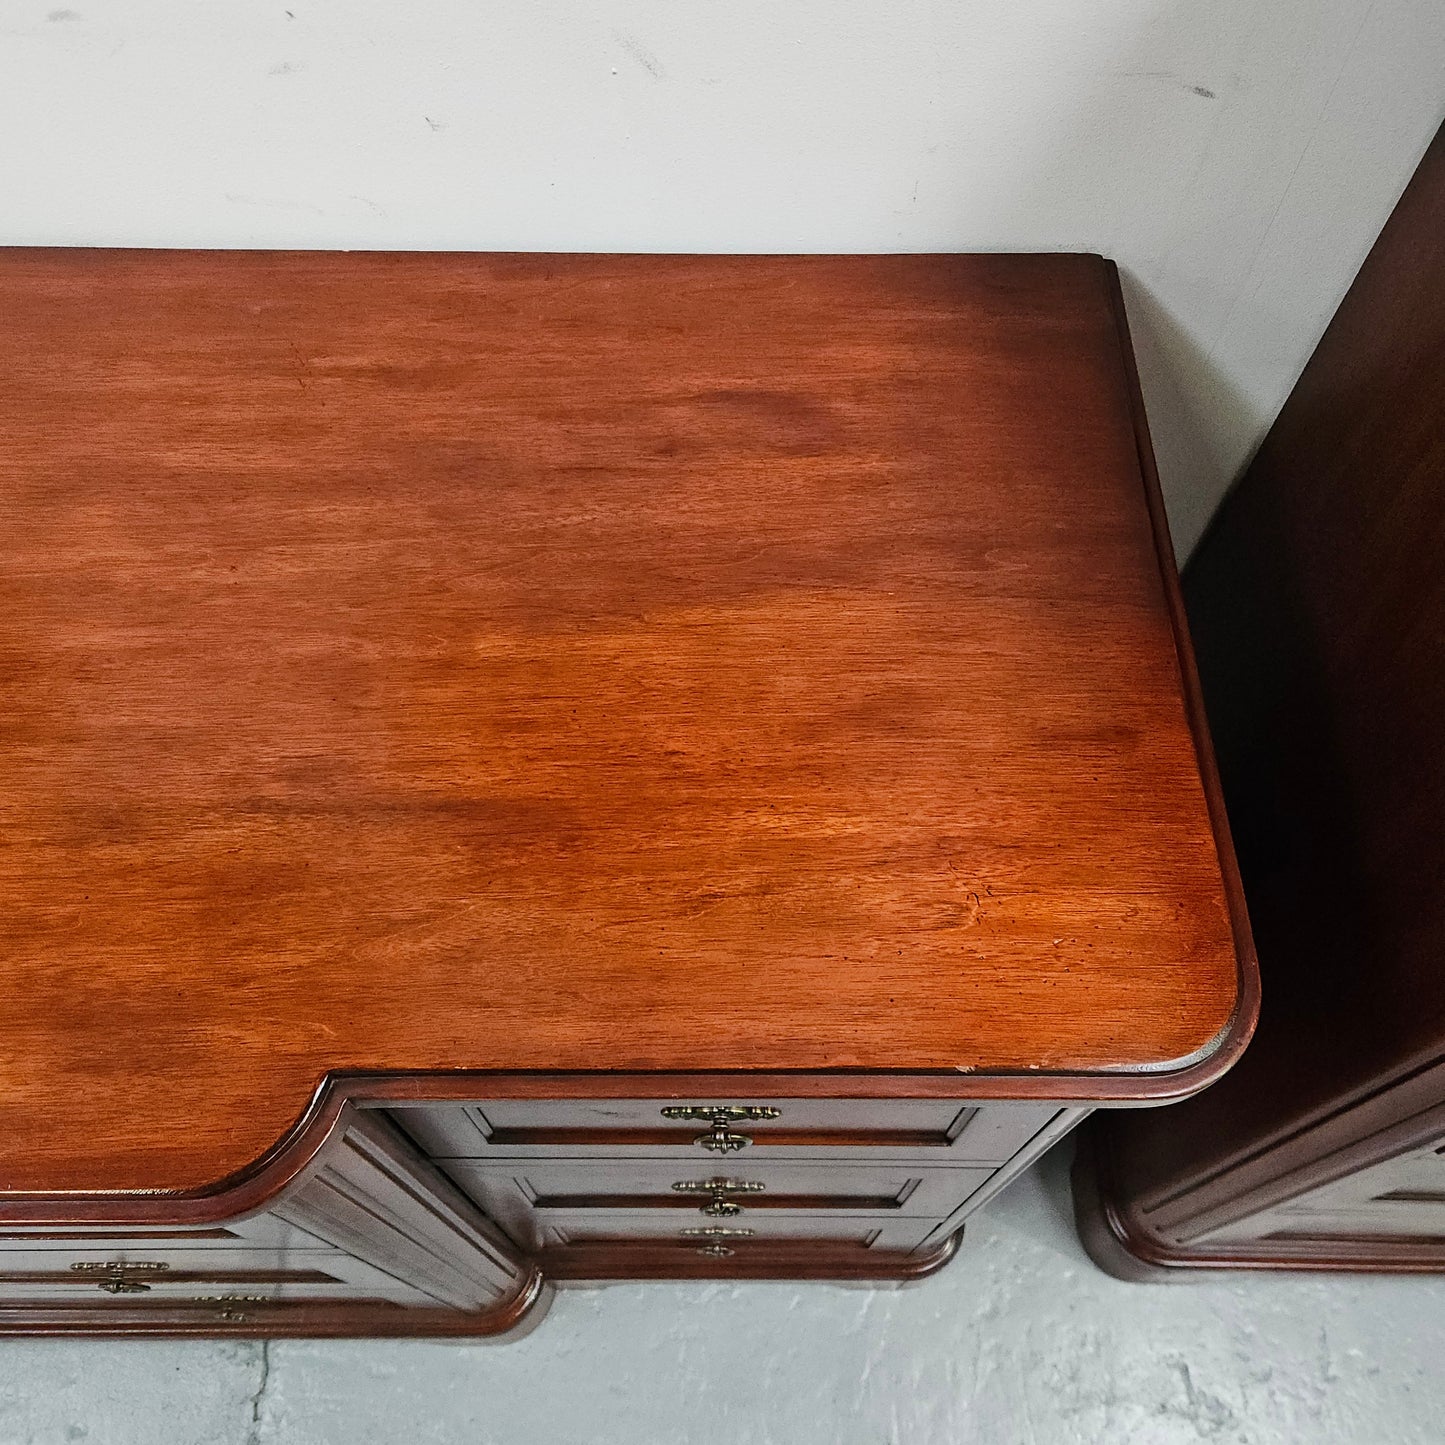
[672,1177,766,1217]
[701,1126,752,1155]
[660,1107,782,1123]
[71,1260,170,1295]
[69,1261,171,1272]
[661,1106,781,1155]
[680,1225,754,1260]
[196,1293,273,1324]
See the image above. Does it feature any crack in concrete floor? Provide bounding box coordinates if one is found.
[244,1340,270,1445]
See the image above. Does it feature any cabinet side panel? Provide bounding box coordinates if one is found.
[273,1110,526,1311]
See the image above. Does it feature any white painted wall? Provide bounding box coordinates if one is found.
[2,1,1442,554]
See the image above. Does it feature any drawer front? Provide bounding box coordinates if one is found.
[389,1100,1058,1164]
[0,1276,417,1305]
[538,1212,940,1254]
[0,1215,330,1253]
[1287,1145,1445,1212]
[1193,1140,1445,1248]
[433,1150,988,1242]
[1260,1142,1445,1242]
[1255,1206,1445,1242]
[0,1246,432,1306]
[441,1159,992,1249]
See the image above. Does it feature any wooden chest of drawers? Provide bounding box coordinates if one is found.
[0,250,1255,1336]
[385,1098,1077,1276]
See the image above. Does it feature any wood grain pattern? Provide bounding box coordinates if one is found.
[0,251,1249,1199]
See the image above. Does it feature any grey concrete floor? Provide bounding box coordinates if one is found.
[2,1144,1442,1445]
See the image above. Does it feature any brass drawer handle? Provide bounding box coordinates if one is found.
[196,1293,273,1324]
[661,1106,781,1155]
[69,1261,171,1272]
[700,1126,752,1155]
[680,1226,754,1260]
[71,1260,170,1295]
[97,1279,153,1295]
[672,1178,766,1217]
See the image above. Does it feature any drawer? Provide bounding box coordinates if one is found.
[1257,1206,1445,1242]
[388,1100,1058,1164]
[1200,1203,1445,1248]
[0,1246,433,1306]
[1283,1144,1445,1213]
[1257,1166,1445,1244]
[0,1214,330,1253]
[0,1275,416,1305]
[539,1213,941,1255]
[439,1158,991,1250]
[1192,1140,1445,1247]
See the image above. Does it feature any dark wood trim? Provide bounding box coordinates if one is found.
[0,1229,242,1241]
[1102,260,1261,1095]
[349,1053,1256,1103]
[0,1269,342,1286]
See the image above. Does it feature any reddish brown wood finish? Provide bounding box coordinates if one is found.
[0,251,1252,1211]
[1075,123,1445,1275]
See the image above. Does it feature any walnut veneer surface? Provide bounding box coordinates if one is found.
[0,252,1253,1212]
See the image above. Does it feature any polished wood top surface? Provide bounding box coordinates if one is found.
[0,251,1249,1196]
